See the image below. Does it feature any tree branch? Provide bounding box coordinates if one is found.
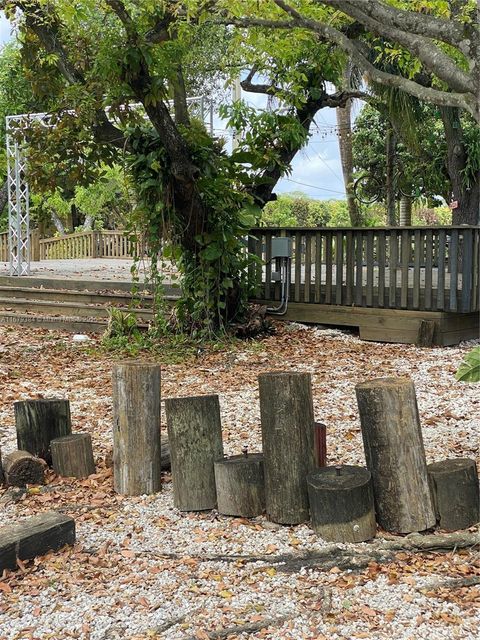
[240,67,280,95]
[318,0,474,50]
[315,0,474,95]
[268,0,478,122]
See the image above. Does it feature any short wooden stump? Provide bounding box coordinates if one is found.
[428,458,479,531]
[51,433,95,479]
[214,454,265,518]
[307,465,376,543]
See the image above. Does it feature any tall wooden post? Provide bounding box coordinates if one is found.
[258,372,316,524]
[165,395,223,511]
[355,377,436,533]
[112,361,161,496]
[15,399,72,465]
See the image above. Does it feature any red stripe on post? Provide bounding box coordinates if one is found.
[314,422,327,467]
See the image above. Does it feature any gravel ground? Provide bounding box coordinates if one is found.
[0,323,479,640]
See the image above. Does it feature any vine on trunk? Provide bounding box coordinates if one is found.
[126,120,260,338]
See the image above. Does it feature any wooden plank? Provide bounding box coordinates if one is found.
[304,233,312,302]
[325,233,333,304]
[335,231,344,305]
[355,232,363,306]
[345,231,354,306]
[389,231,397,308]
[400,230,410,309]
[436,229,446,310]
[424,229,433,310]
[461,228,473,313]
[0,512,75,572]
[315,231,321,303]
[413,229,421,310]
[359,326,422,345]
[366,232,374,307]
[294,232,302,303]
[377,231,386,308]
[449,229,459,312]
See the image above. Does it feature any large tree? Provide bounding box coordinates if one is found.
[1,0,366,334]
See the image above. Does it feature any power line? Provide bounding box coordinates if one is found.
[283,177,346,195]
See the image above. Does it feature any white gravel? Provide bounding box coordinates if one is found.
[0,324,479,640]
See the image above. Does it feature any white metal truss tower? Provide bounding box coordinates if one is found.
[6,97,213,276]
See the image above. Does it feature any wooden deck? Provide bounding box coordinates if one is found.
[249,226,480,345]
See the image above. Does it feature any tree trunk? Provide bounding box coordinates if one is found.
[427,458,479,531]
[355,377,436,533]
[51,211,66,235]
[258,372,316,524]
[399,196,412,226]
[112,362,162,496]
[440,107,480,225]
[307,465,376,543]
[82,214,94,231]
[165,394,224,511]
[214,453,265,518]
[385,124,397,226]
[14,399,72,465]
[51,433,96,479]
[336,100,362,226]
[3,450,46,487]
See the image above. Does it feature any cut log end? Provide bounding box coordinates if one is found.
[3,450,46,487]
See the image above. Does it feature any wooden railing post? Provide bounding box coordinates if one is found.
[92,231,100,258]
[30,229,41,262]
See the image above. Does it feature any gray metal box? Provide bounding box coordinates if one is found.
[271,236,292,258]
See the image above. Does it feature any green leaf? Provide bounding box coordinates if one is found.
[455,347,480,382]
[202,243,223,261]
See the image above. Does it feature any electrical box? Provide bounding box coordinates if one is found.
[271,237,292,258]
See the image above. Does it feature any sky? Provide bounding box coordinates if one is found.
[0,12,352,201]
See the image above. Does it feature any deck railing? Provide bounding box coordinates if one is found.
[38,230,145,260]
[248,226,480,314]
[0,230,41,262]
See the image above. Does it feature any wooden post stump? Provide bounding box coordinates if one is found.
[3,450,46,487]
[15,399,72,465]
[112,361,161,496]
[51,433,96,479]
[356,377,436,533]
[214,451,265,518]
[165,394,223,511]
[0,447,3,485]
[258,372,316,524]
[307,465,376,543]
[428,458,480,531]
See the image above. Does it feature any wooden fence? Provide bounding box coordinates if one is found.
[248,226,480,314]
[38,230,143,260]
[0,230,41,262]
